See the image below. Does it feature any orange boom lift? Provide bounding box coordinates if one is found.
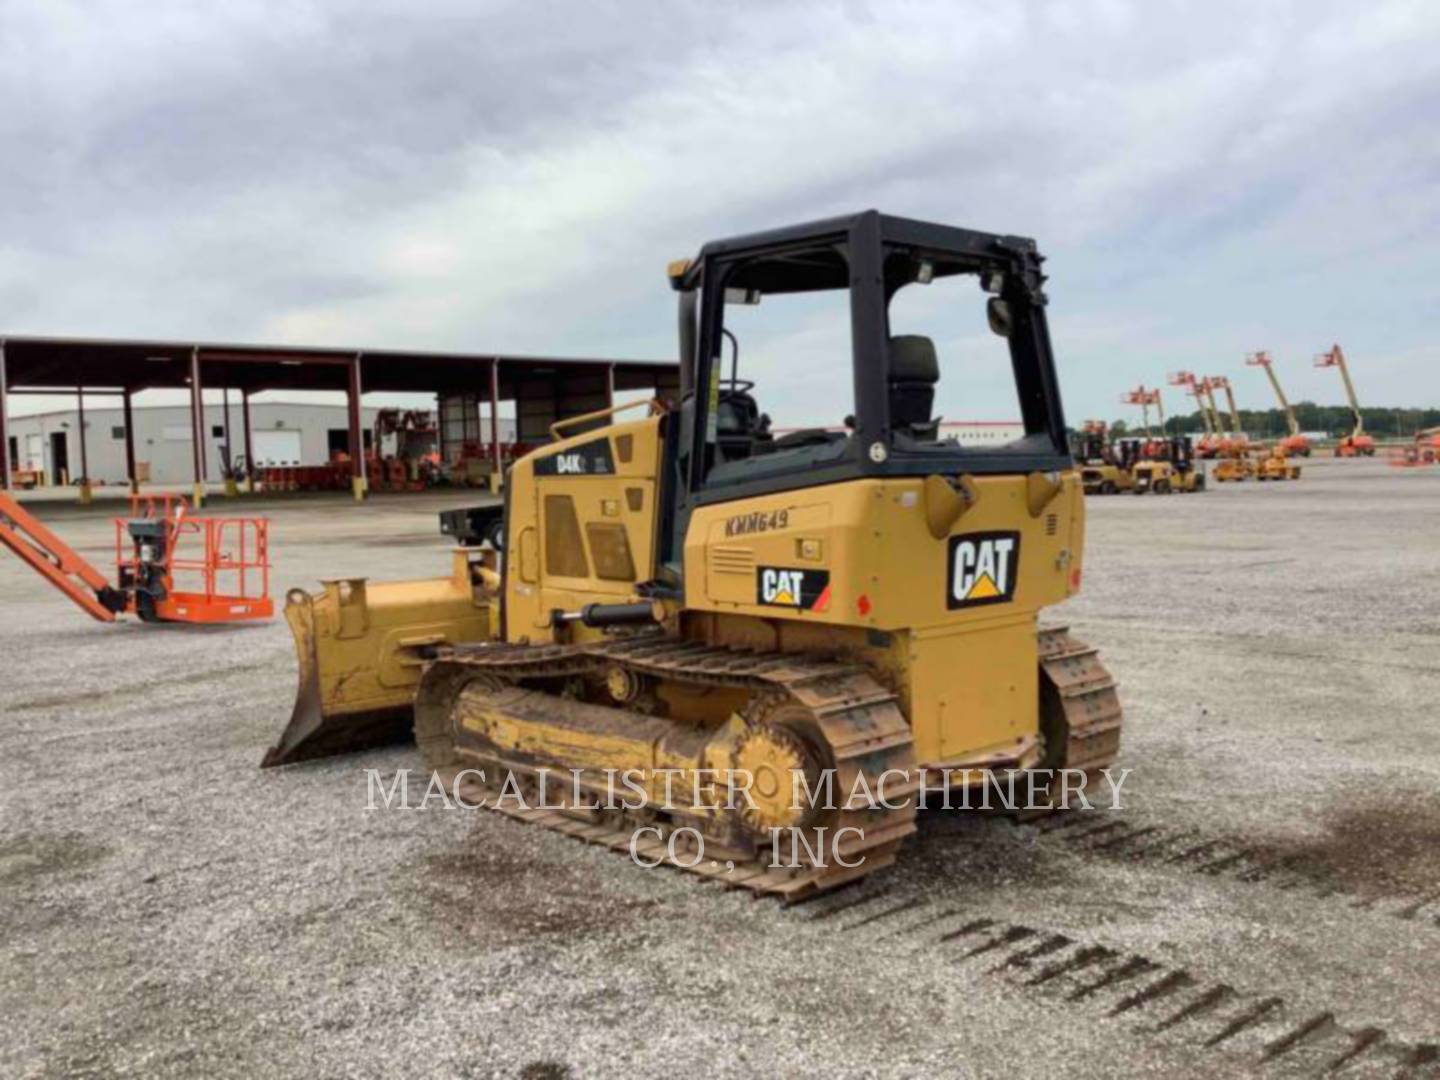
[1313,344,1376,457]
[1245,351,1310,457]
[1169,371,1219,457]
[0,492,272,623]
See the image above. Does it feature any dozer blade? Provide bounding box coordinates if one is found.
[262,551,495,767]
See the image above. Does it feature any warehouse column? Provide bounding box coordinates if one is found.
[241,389,256,493]
[189,346,207,507]
[76,386,92,504]
[222,386,237,497]
[489,357,502,492]
[122,388,138,494]
[348,353,366,502]
[0,339,10,493]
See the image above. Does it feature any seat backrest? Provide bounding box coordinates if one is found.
[715,390,772,460]
[716,393,755,435]
[889,335,939,433]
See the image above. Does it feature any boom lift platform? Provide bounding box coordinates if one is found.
[0,492,272,624]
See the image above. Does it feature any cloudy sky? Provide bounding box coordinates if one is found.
[3,0,1437,425]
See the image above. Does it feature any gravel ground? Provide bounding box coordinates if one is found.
[1,459,1436,1078]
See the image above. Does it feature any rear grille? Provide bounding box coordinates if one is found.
[1045,514,1059,537]
[710,546,755,576]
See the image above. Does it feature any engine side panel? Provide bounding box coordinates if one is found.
[504,415,665,641]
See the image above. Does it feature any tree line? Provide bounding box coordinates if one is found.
[1109,403,1440,438]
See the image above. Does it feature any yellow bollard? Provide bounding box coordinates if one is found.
[77,481,93,505]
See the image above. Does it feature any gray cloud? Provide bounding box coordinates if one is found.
[1,0,1436,423]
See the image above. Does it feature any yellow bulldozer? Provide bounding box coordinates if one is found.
[264,212,1122,900]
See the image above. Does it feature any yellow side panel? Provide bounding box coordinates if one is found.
[704,502,833,605]
[505,414,663,641]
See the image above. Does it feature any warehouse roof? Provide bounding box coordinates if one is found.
[0,335,677,396]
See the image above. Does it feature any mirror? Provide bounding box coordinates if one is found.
[980,268,1005,295]
[987,297,1013,337]
[723,287,762,305]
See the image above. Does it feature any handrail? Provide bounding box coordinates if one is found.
[549,398,665,439]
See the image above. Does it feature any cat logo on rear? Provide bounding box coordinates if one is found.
[947,531,1021,610]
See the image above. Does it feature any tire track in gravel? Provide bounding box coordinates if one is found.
[797,888,1440,1078]
[1021,806,1440,932]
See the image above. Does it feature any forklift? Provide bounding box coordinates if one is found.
[1073,421,1134,495]
[1122,435,1205,494]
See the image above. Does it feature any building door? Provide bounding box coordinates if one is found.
[49,431,69,485]
[327,428,371,459]
[253,429,303,467]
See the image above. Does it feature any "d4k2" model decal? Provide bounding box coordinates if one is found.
[947,531,1021,610]
[756,566,831,612]
[533,437,615,477]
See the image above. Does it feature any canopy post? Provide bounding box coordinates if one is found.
[122,388,138,494]
[242,389,255,493]
[76,385,92,504]
[0,339,10,493]
[348,353,366,502]
[222,386,238,496]
[489,357,502,492]
[189,346,206,507]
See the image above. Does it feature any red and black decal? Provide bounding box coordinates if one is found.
[757,566,831,611]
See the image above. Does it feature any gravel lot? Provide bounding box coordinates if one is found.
[2,458,1437,1078]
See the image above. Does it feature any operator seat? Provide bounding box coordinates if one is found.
[715,387,773,461]
[889,335,940,441]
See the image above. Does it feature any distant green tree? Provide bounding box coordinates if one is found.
[1114,404,1440,438]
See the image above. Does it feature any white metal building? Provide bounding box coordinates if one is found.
[6,402,518,486]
